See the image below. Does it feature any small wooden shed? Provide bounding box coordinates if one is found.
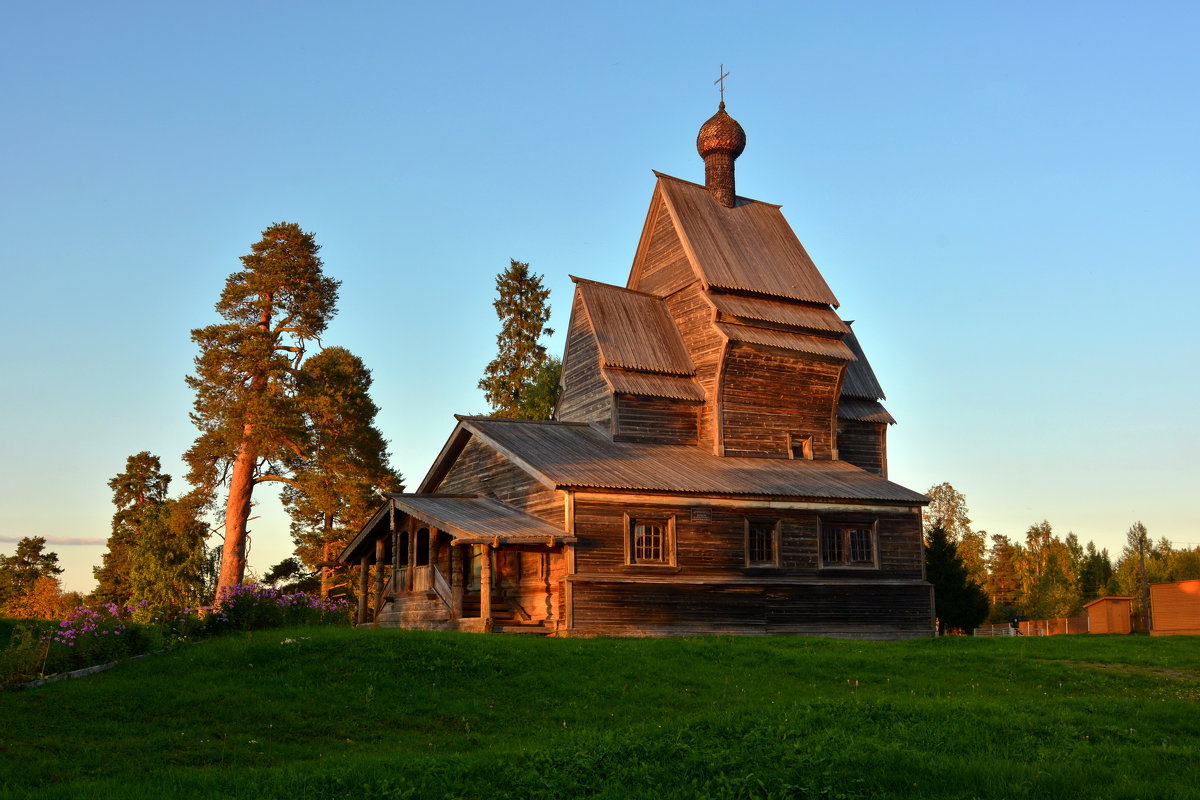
[1083,596,1132,634]
[1150,579,1200,636]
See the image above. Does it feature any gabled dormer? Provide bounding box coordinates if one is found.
[555,278,703,445]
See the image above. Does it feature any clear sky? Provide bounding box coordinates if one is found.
[2,2,1197,593]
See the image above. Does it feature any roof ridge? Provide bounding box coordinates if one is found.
[570,275,665,300]
[458,414,593,428]
[652,170,781,209]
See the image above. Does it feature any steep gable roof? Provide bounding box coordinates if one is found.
[652,172,840,306]
[840,325,887,400]
[438,417,926,504]
[572,277,694,375]
[837,324,895,425]
[562,278,706,403]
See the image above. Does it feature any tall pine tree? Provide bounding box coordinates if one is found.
[184,222,340,597]
[478,259,555,418]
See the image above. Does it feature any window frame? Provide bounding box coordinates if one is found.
[744,518,781,568]
[623,513,677,567]
[788,433,814,460]
[818,521,878,569]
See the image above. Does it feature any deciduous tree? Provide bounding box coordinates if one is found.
[184,222,340,598]
[923,482,986,586]
[923,482,972,544]
[478,259,554,418]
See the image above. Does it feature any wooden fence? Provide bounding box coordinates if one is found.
[973,616,1089,636]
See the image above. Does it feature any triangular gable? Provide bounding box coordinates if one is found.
[417,417,560,494]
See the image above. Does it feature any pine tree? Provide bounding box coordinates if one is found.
[280,346,404,595]
[925,524,989,634]
[94,452,171,604]
[0,537,64,608]
[184,222,340,598]
[478,260,554,418]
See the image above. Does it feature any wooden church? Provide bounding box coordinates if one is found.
[338,102,934,639]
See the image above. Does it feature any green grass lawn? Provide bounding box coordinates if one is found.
[1,628,1197,799]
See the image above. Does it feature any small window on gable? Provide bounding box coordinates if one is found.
[789,434,813,460]
[745,519,780,567]
[625,514,676,566]
[820,523,876,568]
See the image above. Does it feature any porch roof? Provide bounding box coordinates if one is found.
[387,493,574,546]
[338,494,574,563]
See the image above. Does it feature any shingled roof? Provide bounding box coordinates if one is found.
[654,172,841,306]
[432,417,926,504]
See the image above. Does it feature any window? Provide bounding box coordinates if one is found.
[745,519,780,566]
[625,514,676,566]
[789,434,813,460]
[820,523,876,567]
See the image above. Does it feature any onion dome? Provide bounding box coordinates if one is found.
[696,101,746,159]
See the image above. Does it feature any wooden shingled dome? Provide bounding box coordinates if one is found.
[696,102,746,208]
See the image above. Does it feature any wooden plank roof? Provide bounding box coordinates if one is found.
[605,369,706,402]
[338,494,574,562]
[716,322,856,361]
[837,397,897,425]
[573,277,695,375]
[458,417,927,504]
[384,494,573,545]
[655,172,841,307]
[841,325,887,400]
[709,292,851,335]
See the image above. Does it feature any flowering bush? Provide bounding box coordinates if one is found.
[44,602,156,673]
[207,583,350,632]
[0,585,349,688]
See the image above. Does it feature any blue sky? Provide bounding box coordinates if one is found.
[2,2,1197,592]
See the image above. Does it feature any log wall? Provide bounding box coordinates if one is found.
[720,343,843,459]
[556,293,612,425]
[572,497,924,580]
[435,438,563,526]
[836,419,887,477]
[569,579,932,638]
[661,282,724,452]
[614,395,699,445]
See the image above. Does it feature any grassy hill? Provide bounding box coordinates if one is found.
[1,628,1197,799]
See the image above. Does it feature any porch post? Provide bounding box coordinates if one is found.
[357,553,369,625]
[407,519,417,591]
[450,544,464,618]
[373,537,386,625]
[479,545,493,628]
